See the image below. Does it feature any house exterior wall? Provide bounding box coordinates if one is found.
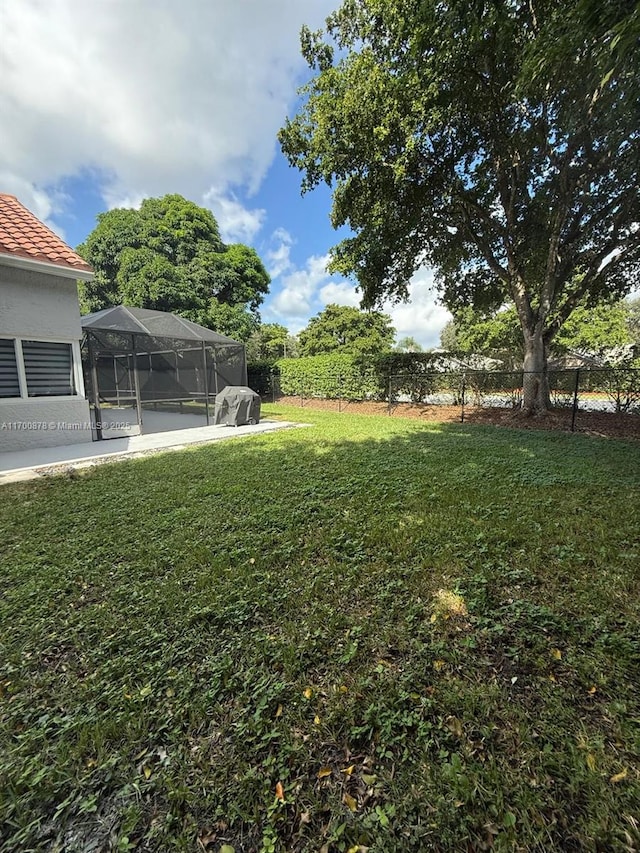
[0,264,92,452]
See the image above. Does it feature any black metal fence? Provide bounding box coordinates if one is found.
[247,365,640,434]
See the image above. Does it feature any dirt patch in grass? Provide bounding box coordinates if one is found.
[275,395,640,440]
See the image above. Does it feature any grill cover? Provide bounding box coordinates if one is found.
[213,386,261,426]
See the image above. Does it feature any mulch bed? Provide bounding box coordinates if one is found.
[273,396,640,441]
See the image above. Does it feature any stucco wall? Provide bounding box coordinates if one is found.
[0,265,84,338]
[0,263,93,452]
[0,398,92,451]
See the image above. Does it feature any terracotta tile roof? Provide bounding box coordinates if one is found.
[0,193,93,273]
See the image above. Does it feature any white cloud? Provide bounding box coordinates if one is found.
[269,254,332,328]
[263,251,451,346]
[382,268,452,349]
[318,280,360,307]
[265,228,295,278]
[0,0,336,226]
[0,171,67,236]
[203,189,265,243]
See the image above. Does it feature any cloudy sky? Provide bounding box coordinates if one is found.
[0,0,451,346]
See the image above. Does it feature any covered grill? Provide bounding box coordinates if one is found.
[213,386,261,427]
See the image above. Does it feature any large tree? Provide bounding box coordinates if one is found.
[298,303,395,356]
[279,0,640,412]
[77,194,270,338]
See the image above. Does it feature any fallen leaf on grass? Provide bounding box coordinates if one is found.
[588,686,597,695]
[303,687,313,699]
[314,715,321,725]
[586,753,597,771]
[610,768,627,783]
[552,649,562,660]
[341,764,355,775]
[143,765,152,779]
[343,793,358,812]
[433,659,446,671]
[317,767,332,779]
[446,716,463,737]
[275,781,285,801]
[275,704,283,718]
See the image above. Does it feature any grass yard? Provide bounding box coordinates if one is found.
[1,405,639,852]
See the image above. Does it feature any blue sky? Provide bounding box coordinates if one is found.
[1,0,451,346]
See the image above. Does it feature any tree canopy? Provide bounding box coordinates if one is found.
[77,194,270,339]
[442,301,633,363]
[246,323,299,363]
[298,304,395,356]
[395,336,424,353]
[279,0,640,411]
[627,296,640,348]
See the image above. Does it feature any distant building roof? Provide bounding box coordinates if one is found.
[0,193,93,274]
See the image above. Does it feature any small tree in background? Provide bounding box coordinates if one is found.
[246,323,299,362]
[298,304,395,356]
[442,301,633,364]
[395,336,424,353]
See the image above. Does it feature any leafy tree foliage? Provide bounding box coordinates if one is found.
[298,304,395,356]
[246,323,299,363]
[555,302,632,355]
[77,194,270,335]
[280,0,640,411]
[450,307,523,362]
[626,297,640,348]
[443,301,632,362]
[439,319,458,353]
[395,336,423,353]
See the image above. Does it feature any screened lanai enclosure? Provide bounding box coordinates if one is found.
[81,307,247,439]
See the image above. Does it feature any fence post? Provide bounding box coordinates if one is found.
[460,373,466,423]
[571,368,580,432]
[388,373,393,416]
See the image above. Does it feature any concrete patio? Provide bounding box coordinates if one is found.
[0,418,306,484]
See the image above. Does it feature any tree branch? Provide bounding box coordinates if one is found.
[546,241,638,340]
[457,204,510,285]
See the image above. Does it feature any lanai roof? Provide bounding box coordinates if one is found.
[80,306,243,346]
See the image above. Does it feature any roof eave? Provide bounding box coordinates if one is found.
[0,252,94,282]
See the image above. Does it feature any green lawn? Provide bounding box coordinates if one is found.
[1,405,639,853]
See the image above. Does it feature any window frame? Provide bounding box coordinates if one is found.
[0,336,85,403]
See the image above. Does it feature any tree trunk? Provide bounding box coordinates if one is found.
[522,329,550,414]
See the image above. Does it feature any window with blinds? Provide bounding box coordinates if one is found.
[0,338,20,398]
[22,341,76,397]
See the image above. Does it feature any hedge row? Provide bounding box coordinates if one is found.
[275,354,381,401]
[248,355,640,412]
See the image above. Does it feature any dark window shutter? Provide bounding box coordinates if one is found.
[22,341,76,397]
[0,339,20,398]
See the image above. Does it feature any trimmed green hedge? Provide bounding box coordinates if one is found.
[276,354,382,401]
